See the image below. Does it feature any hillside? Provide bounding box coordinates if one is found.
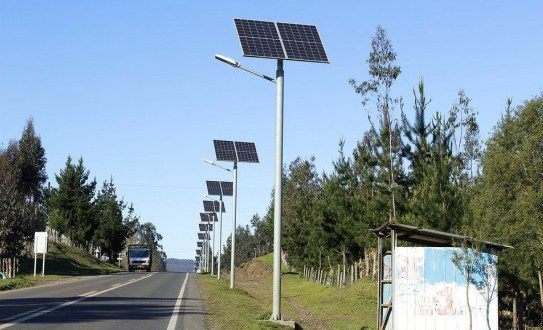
[0,242,121,291]
[198,254,376,330]
[167,258,195,272]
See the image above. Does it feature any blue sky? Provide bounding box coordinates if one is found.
[1,1,542,259]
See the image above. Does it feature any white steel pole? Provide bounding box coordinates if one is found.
[212,215,216,276]
[42,253,45,277]
[271,59,284,321]
[218,196,223,280]
[33,252,37,277]
[230,162,238,289]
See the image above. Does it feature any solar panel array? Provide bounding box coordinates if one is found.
[234,18,329,63]
[198,233,210,240]
[206,180,234,196]
[199,223,213,232]
[203,200,226,213]
[200,212,218,222]
[213,139,259,163]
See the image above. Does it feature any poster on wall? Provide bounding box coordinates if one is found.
[393,247,498,330]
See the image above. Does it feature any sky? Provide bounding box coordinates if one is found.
[1,1,542,259]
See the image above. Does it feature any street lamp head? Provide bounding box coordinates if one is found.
[215,54,240,68]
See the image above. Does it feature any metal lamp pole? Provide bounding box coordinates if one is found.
[230,161,238,288]
[204,193,224,280]
[204,159,235,285]
[271,59,284,320]
[214,54,283,318]
[211,215,215,276]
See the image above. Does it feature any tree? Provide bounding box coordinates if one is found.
[350,25,405,223]
[137,222,166,271]
[281,157,322,268]
[471,96,543,328]
[49,156,97,246]
[0,120,48,277]
[94,178,133,261]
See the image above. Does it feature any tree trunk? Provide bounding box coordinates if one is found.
[466,270,472,330]
[342,250,346,287]
[512,293,518,330]
[372,249,377,279]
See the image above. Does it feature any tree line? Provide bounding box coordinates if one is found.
[0,119,167,276]
[219,26,543,328]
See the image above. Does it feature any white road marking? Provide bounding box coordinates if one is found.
[166,273,189,330]
[79,290,97,297]
[1,307,47,322]
[0,273,155,329]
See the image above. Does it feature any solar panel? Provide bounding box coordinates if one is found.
[220,181,233,196]
[206,181,222,196]
[276,23,328,63]
[234,141,259,163]
[203,200,226,213]
[214,200,225,212]
[214,140,237,162]
[203,200,214,212]
[200,212,218,222]
[234,19,286,60]
[234,18,328,63]
[199,223,213,231]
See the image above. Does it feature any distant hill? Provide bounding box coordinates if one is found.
[166,258,195,273]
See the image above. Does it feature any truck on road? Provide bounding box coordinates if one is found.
[127,245,151,272]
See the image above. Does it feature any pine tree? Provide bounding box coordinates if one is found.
[50,156,97,246]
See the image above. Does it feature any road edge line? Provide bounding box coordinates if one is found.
[166,273,189,330]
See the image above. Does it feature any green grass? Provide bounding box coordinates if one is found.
[281,272,376,329]
[0,242,121,291]
[199,254,377,329]
[197,274,289,330]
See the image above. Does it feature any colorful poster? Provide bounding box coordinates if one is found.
[393,247,498,330]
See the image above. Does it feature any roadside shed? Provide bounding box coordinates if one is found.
[371,222,512,330]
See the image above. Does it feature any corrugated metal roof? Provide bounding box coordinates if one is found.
[371,222,512,251]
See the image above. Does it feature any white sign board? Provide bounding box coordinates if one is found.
[34,232,48,254]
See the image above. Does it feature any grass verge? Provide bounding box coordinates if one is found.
[197,274,289,330]
[0,242,121,292]
[199,254,377,329]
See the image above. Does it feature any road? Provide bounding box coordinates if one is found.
[0,272,205,329]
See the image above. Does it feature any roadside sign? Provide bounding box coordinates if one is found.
[34,232,48,254]
[33,232,48,277]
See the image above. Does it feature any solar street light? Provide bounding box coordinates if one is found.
[217,18,329,320]
[200,212,217,273]
[209,140,259,289]
[203,195,226,280]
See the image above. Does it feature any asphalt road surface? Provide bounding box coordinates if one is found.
[0,272,205,329]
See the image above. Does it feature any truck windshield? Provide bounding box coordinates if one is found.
[129,249,149,258]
